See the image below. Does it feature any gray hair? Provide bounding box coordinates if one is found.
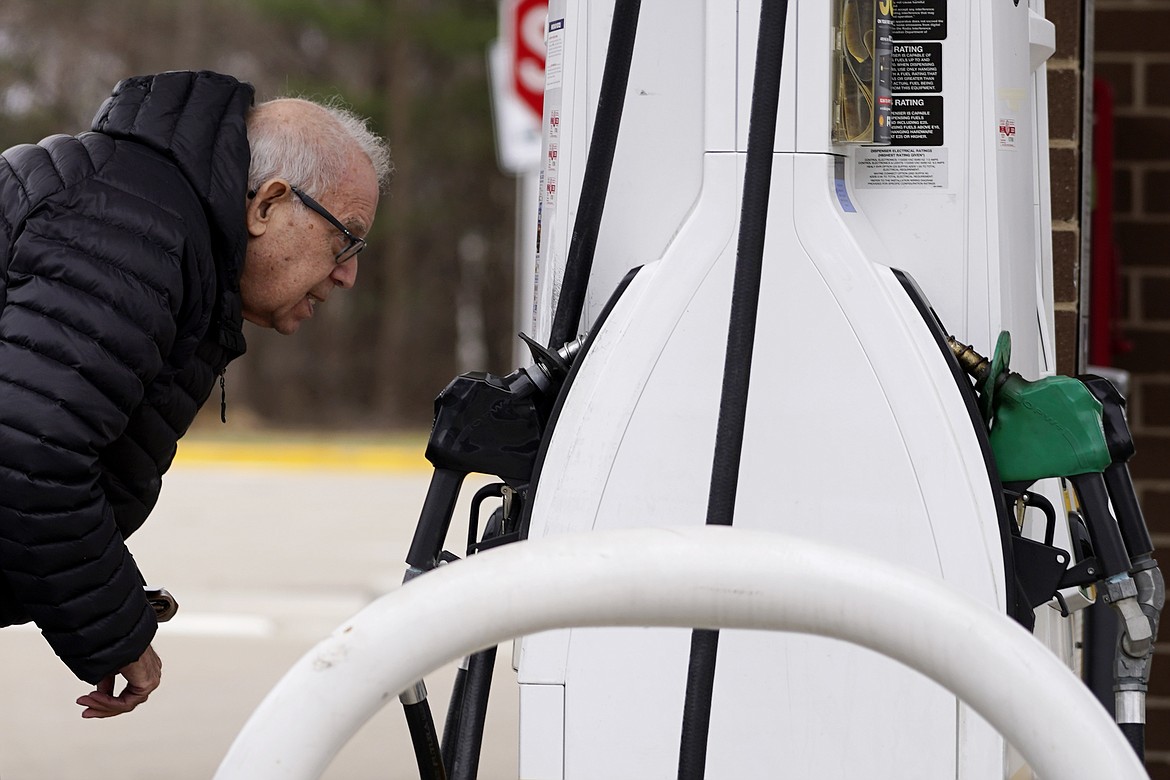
[246,97,393,198]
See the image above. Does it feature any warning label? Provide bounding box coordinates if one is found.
[889,96,943,145]
[545,19,565,90]
[892,0,947,41]
[998,117,1018,150]
[854,147,949,189]
[891,43,942,93]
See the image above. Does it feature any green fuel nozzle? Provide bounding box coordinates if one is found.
[945,333,1111,484]
[945,333,1130,580]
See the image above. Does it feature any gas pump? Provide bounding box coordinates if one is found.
[215,1,1161,777]
[508,0,1156,777]
[398,0,1160,776]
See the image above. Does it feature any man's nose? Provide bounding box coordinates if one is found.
[331,257,358,289]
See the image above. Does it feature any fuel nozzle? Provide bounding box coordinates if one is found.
[946,332,1113,485]
[396,333,589,756]
[1076,376,1164,752]
[949,332,1161,756]
[406,333,587,576]
[946,334,1127,575]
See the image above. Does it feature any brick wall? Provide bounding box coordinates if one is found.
[1093,0,1170,774]
[1047,1,1084,377]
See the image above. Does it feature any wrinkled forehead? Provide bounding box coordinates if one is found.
[336,155,380,236]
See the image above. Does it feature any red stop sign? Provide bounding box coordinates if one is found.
[512,0,547,120]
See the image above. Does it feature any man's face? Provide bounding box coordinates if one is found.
[241,154,380,335]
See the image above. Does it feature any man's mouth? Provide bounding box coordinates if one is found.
[307,294,323,315]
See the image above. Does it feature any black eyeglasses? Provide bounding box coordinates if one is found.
[290,185,367,264]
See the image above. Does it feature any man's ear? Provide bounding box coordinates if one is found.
[245,179,292,238]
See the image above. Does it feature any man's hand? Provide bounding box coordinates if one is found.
[75,644,162,719]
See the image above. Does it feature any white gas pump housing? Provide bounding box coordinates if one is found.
[518,0,1070,777]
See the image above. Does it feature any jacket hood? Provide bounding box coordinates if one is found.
[91,71,254,354]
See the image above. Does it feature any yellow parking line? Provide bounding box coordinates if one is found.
[174,438,431,473]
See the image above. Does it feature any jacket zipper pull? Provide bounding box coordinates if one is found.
[219,370,227,424]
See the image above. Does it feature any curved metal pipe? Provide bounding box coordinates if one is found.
[215,527,1146,780]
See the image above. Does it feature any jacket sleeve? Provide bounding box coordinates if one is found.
[0,148,183,683]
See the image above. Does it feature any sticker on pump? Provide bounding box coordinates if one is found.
[545,19,565,90]
[854,147,949,189]
[998,118,1018,150]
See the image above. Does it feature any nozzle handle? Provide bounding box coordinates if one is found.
[1104,462,1154,563]
[407,468,468,572]
[1068,472,1132,580]
[1076,375,1153,564]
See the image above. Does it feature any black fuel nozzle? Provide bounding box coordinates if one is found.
[1075,376,1164,753]
[1066,472,1135,582]
[404,334,585,575]
[397,334,587,770]
[1078,375,1154,564]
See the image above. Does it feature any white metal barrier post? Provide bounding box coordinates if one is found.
[215,527,1147,780]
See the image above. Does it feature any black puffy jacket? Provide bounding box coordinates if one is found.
[0,71,252,682]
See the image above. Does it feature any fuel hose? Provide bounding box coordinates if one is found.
[677,1,790,778]
[440,662,467,772]
[402,684,447,780]
[445,648,498,780]
[548,0,643,349]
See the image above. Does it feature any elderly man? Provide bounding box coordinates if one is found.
[0,71,391,718]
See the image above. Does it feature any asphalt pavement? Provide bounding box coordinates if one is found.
[0,439,518,779]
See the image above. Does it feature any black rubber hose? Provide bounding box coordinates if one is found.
[404,699,448,780]
[1119,721,1145,760]
[677,1,790,778]
[549,0,643,349]
[678,628,720,771]
[440,665,468,773]
[448,647,498,780]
